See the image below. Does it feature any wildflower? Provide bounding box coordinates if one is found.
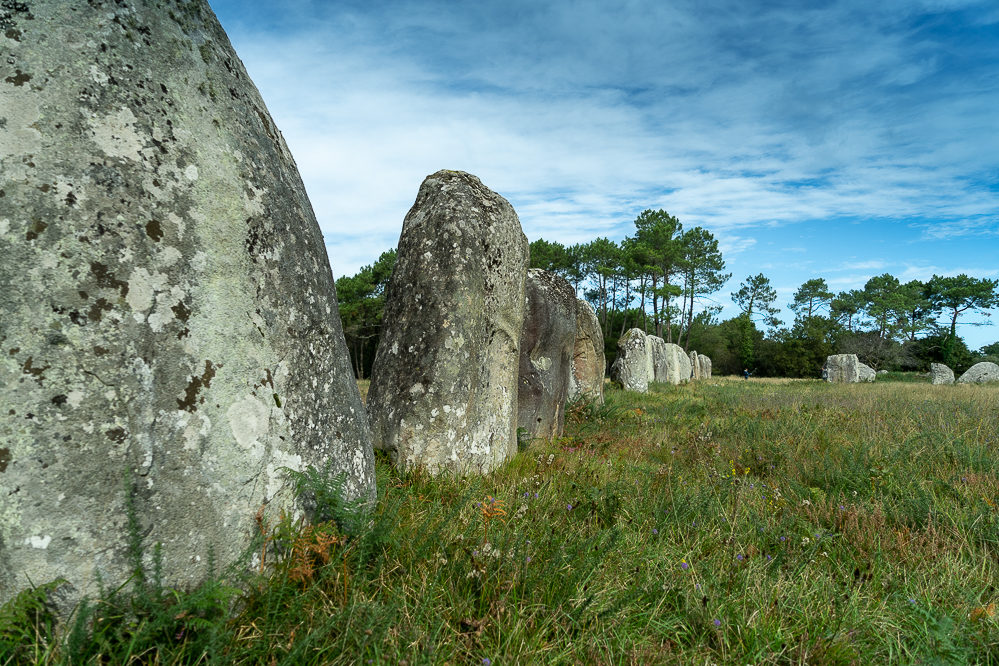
[802,499,811,506]
[780,536,786,542]
[908,598,916,605]
[680,560,689,570]
[736,554,744,561]
[483,659,492,666]
[766,554,772,560]
[567,503,573,511]
[652,528,659,535]
[713,618,722,627]
[801,537,810,546]
[839,505,846,510]
[525,556,532,564]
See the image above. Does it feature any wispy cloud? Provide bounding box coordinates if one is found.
[210,0,999,347]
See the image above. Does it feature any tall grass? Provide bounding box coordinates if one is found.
[3,378,997,664]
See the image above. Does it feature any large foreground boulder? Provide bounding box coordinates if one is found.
[0,0,374,607]
[858,363,876,382]
[568,300,604,405]
[957,362,999,384]
[825,354,861,383]
[367,171,529,475]
[930,363,955,385]
[611,328,649,392]
[518,270,577,441]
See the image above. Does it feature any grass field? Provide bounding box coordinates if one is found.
[3,377,998,664]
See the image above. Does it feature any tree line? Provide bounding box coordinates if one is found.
[337,210,999,378]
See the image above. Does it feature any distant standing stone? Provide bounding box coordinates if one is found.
[825,354,861,383]
[518,270,577,442]
[611,328,650,392]
[689,351,700,380]
[957,361,999,384]
[930,363,955,385]
[699,354,713,379]
[568,299,605,405]
[0,0,374,609]
[367,171,529,475]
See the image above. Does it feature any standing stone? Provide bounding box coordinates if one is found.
[647,335,669,383]
[689,351,700,380]
[857,363,876,382]
[367,171,529,475]
[568,299,605,405]
[0,0,374,608]
[825,354,861,383]
[648,337,691,385]
[957,361,999,384]
[699,354,713,379]
[930,363,955,385]
[518,270,577,442]
[611,328,650,392]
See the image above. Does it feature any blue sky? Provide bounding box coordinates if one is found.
[210,0,999,350]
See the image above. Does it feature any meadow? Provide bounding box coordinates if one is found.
[3,377,997,664]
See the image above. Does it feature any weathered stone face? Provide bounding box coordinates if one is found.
[611,328,649,392]
[857,363,876,382]
[568,299,604,405]
[367,171,529,475]
[648,337,690,385]
[0,1,374,607]
[825,354,861,383]
[930,363,955,385]
[689,351,700,380]
[698,354,712,379]
[957,361,999,384]
[518,270,577,442]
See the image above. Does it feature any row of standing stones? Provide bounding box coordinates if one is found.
[0,1,609,610]
[824,355,999,385]
[366,170,606,476]
[607,328,713,393]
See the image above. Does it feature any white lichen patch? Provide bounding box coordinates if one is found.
[85,107,147,162]
[25,535,52,549]
[227,395,271,458]
[0,87,43,159]
[184,165,199,181]
[125,267,169,314]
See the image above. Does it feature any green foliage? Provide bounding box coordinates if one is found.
[336,249,396,378]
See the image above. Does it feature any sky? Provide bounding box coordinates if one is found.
[209,0,999,350]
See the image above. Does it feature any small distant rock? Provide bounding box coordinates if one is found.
[568,299,605,405]
[930,363,955,385]
[957,361,999,384]
[518,270,577,442]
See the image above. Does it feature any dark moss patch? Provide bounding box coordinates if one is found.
[171,300,191,323]
[4,68,30,86]
[145,219,163,241]
[51,394,68,407]
[25,219,47,241]
[0,447,8,472]
[177,360,218,412]
[105,427,127,444]
[89,261,128,295]
[22,356,50,383]
[87,297,112,323]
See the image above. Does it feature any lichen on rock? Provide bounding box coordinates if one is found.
[367,170,529,475]
[0,0,374,609]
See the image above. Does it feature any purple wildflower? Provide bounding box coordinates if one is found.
[713,618,722,627]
